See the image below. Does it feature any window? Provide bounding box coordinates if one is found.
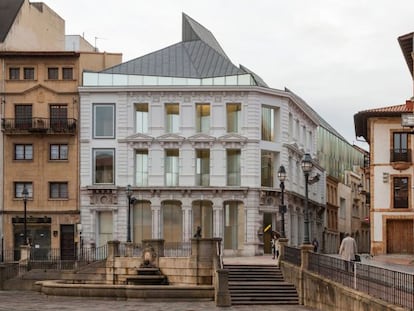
[394,177,408,208]
[165,103,179,133]
[23,67,35,80]
[196,149,210,186]
[339,197,346,219]
[135,150,148,186]
[49,182,68,199]
[135,103,148,133]
[93,104,115,138]
[62,67,73,80]
[15,182,33,199]
[196,103,210,133]
[261,106,275,141]
[392,132,409,162]
[93,149,115,184]
[227,149,241,186]
[261,151,273,187]
[50,144,68,160]
[192,201,213,238]
[47,67,59,80]
[15,105,32,129]
[15,144,33,160]
[50,105,68,131]
[165,149,179,186]
[9,67,20,80]
[227,103,241,133]
[162,201,182,243]
[133,202,152,243]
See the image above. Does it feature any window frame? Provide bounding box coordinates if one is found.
[47,67,59,80]
[226,149,241,186]
[135,149,148,186]
[226,103,241,133]
[14,144,33,160]
[196,103,210,133]
[23,67,35,80]
[165,103,179,133]
[62,67,73,80]
[93,104,115,139]
[49,182,68,199]
[9,67,20,80]
[50,144,68,160]
[135,103,148,134]
[14,182,33,199]
[93,148,115,185]
[165,149,179,186]
[393,176,409,209]
[196,149,210,186]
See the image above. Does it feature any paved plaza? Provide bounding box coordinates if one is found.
[0,290,317,311]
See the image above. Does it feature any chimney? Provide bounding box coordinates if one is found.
[406,99,414,111]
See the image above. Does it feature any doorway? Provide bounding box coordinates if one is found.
[60,225,75,260]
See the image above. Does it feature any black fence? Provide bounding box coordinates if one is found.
[308,252,414,311]
[284,246,302,266]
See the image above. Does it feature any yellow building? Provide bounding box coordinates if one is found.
[0,0,122,260]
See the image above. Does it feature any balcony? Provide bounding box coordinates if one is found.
[390,148,411,170]
[2,118,77,135]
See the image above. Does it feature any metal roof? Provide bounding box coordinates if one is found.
[0,0,24,43]
[102,13,269,84]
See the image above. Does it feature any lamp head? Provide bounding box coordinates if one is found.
[278,165,287,182]
[22,186,29,200]
[301,153,313,173]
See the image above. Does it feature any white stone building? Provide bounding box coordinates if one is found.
[79,14,325,256]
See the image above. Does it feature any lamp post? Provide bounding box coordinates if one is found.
[22,186,29,245]
[126,185,133,243]
[301,153,313,244]
[278,165,287,238]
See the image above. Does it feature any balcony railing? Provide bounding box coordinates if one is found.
[2,118,77,135]
[390,148,412,162]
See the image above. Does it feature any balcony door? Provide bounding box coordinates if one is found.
[50,105,68,131]
[15,105,32,129]
[392,132,409,162]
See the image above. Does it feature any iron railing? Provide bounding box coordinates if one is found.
[308,252,414,310]
[2,118,77,135]
[390,148,412,162]
[118,243,142,257]
[164,242,192,257]
[283,246,302,266]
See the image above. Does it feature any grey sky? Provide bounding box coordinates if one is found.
[49,0,414,148]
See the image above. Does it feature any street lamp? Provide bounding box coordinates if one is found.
[278,165,287,238]
[22,186,29,245]
[301,153,313,244]
[126,185,136,243]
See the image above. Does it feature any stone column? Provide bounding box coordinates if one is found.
[300,244,314,270]
[107,240,120,259]
[151,204,161,239]
[19,245,31,276]
[277,238,289,266]
[215,269,231,307]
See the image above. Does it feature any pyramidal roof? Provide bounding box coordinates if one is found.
[101,13,267,86]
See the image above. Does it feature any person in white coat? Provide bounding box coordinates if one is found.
[339,232,357,271]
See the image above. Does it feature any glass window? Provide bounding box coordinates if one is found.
[94,149,115,184]
[261,151,273,187]
[165,149,179,186]
[9,67,20,80]
[48,67,59,80]
[162,201,182,243]
[227,149,241,186]
[62,67,73,80]
[196,149,210,186]
[50,144,68,160]
[196,103,210,133]
[49,182,68,199]
[394,177,408,208]
[23,67,35,80]
[392,132,409,162]
[227,103,241,133]
[14,182,33,198]
[135,103,148,133]
[261,106,275,141]
[165,103,179,133]
[133,201,152,243]
[94,104,115,138]
[15,144,33,160]
[135,150,148,186]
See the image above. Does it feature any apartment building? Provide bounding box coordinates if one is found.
[0,0,122,259]
[78,13,325,256]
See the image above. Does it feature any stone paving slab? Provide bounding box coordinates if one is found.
[0,290,317,311]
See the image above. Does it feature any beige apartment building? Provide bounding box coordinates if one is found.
[0,0,122,259]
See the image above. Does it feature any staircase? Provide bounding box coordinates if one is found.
[224,264,299,305]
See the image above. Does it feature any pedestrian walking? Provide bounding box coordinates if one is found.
[339,232,357,272]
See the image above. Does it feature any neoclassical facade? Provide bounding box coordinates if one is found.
[79,14,325,256]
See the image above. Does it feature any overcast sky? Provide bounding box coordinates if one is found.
[48,0,414,149]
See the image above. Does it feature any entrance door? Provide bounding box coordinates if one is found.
[387,219,414,254]
[263,213,272,254]
[60,225,75,260]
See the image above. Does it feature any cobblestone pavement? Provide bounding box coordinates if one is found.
[0,291,317,311]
